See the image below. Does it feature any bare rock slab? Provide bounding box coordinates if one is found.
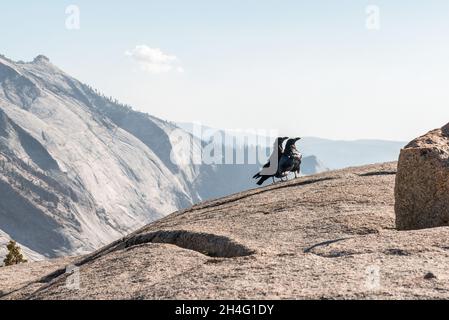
[395,123,449,230]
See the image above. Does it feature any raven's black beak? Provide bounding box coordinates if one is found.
[295,137,302,142]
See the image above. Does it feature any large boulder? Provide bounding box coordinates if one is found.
[395,123,449,230]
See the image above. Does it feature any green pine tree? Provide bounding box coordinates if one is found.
[3,240,27,266]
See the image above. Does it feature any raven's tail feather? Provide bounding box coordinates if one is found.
[256,175,271,186]
[253,172,261,179]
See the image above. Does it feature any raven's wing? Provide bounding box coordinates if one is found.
[258,162,278,176]
[263,160,271,168]
[278,155,294,174]
[291,152,302,172]
[254,148,281,177]
[253,159,272,178]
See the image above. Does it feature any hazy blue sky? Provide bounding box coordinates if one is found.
[1,1,449,141]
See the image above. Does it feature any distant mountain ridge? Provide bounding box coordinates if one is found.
[178,122,405,169]
[298,137,405,170]
[0,54,199,259]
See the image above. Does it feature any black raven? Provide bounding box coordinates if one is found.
[278,137,302,179]
[253,137,289,186]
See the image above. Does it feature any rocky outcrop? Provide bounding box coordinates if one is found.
[395,123,449,230]
[9,162,449,300]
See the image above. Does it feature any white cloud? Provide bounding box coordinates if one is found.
[125,45,183,74]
